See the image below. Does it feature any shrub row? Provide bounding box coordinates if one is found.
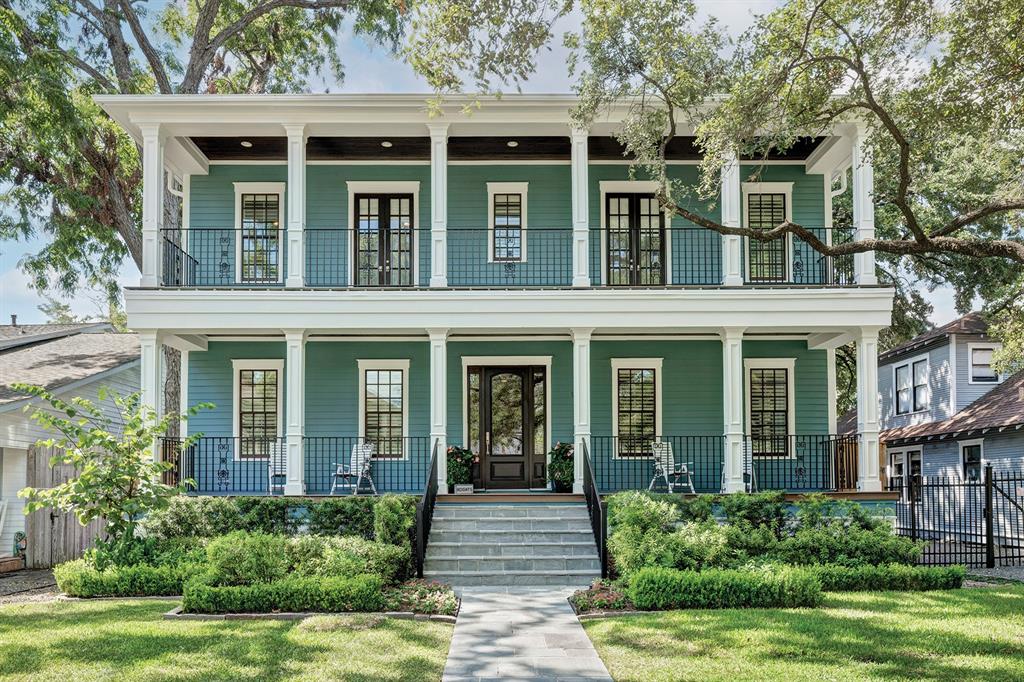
[182,573,384,614]
[54,559,205,597]
[627,565,823,611]
[809,563,966,592]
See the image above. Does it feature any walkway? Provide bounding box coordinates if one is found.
[443,586,612,682]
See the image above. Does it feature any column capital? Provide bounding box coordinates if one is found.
[427,327,449,341]
[282,123,307,139]
[570,126,589,142]
[138,122,166,141]
[282,329,308,342]
[571,327,594,343]
[426,122,450,139]
[719,326,746,340]
[857,325,883,341]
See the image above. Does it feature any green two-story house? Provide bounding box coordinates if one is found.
[98,94,893,499]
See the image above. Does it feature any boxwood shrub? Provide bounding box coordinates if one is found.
[627,566,822,611]
[809,563,965,592]
[54,559,205,597]
[770,526,922,567]
[287,535,410,585]
[206,531,290,586]
[182,573,385,614]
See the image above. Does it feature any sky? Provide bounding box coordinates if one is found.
[0,0,960,326]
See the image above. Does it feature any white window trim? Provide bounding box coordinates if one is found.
[231,358,285,461]
[610,358,664,459]
[234,182,286,285]
[345,181,421,287]
[598,181,673,284]
[486,182,529,263]
[459,355,553,465]
[885,446,922,498]
[357,359,411,460]
[744,357,797,458]
[958,438,986,480]
[892,353,930,416]
[741,182,794,282]
[967,342,1003,385]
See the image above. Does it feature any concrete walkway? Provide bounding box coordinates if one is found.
[443,586,612,682]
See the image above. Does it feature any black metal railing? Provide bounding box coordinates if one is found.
[161,437,287,495]
[160,228,285,287]
[581,439,608,578]
[589,435,725,493]
[303,436,432,495]
[446,227,574,287]
[744,227,855,286]
[304,228,425,288]
[415,439,440,578]
[744,434,857,492]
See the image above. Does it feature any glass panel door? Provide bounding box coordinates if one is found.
[606,193,665,286]
[469,366,546,489]
[355,194,414,286]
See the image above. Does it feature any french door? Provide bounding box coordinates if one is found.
[606,193,665,286]
[354,194,414,286]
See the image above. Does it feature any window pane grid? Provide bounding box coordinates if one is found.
[493,193,523,262]
[749,368,789,456]
[240,194,280,284]
[971,348,998,382]
[238,369,278,458]
[365,368,404,458]
[747,193,786,283]
[355,194,413,287]
[616,368,656,457]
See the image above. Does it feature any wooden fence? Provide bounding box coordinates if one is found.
[25,445,106,569]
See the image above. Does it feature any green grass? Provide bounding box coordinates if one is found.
[583,587,1024,682]
[0,600,452,681]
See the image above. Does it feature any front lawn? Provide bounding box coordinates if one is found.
[0,600,452,681]
[584,586,1024,681]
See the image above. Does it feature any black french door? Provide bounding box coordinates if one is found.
[354,194,414,286]
[606,193,665,286]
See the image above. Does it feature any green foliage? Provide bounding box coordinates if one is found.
[233,497,294,535]
[808,564,966,592]
[14,384,210,549]
[546,442,574,487]
[54,558,203,597]
[306,497,378,538]
[627,565,822,611]
[87,536,205,571]
[609,521,738,579]
[182,573,385,614]
[446,445,475,486]
[570,580,633,613]
[607,491,679,534]
[289,535,410,586]
[770,526,923,567]
[794,494,883,531]
[718,491,787,535]
[373,494,416,548]
[383,580,459,615]
[205,531,289,586]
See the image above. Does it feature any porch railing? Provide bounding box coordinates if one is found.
[414,439,440,578]
[303,436,432,495]
[589,435,725,493]
[447,227,574,287]
[744,434,858,492]
[581,439,608,577]
[160,228,286,287]
[744,227,855,286]
[161,437,287,495]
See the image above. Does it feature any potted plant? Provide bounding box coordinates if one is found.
[447,445,476,494]
[547,441,574,493]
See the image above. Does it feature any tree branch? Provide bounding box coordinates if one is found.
[118,0,174,94]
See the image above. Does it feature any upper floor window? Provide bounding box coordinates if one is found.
[968,344,1001,384]
[742,182,793,283]
[234,182,284,285]
[894,356,928,415]
[488,182,528,263]
[745,358,795,457]
[960,440,983,482]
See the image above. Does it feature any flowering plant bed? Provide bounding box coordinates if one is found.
[570,580,633,614]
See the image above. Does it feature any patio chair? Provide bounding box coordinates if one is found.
[719,443,759,493]
[331,442,377,495]
[649,441,695,494]
[267,441,288,494]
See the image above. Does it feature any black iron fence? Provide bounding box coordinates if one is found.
[894,466,1024,568]
[745,434,858,492]
[303,436,432,495]
[589,435,725,493]
[447,227,574,287]
[160,228,285,287]
[161,437,287,495]
[744,227,855,286]
[581,439,608,577]
[414,440,440,578]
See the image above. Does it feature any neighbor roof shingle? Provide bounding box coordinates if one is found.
[879,312,990,364]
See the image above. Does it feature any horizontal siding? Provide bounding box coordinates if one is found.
[742,340,830,434]
[879,341,952,431]
[954,335,1002,412]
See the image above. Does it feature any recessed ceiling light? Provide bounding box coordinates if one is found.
[506,140,519,148]
[240,140,253,148]
[381,140,393,148]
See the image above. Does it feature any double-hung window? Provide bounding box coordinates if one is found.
[358,360,409,459]
[488,182,528,263]
[968,344,1001,384]
[232,359,283,458]
[745,359,795,457]
[894,356,928,415]
[611,359,662,457]
[961,441,984,481]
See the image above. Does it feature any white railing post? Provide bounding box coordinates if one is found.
[284,329,307,495]
[284,124,307,288]
[570,129,590,287]
[856,326,883,492]
[572,327,594,493]
[721,153,743,286]
[428,328,449,491]
[721,326,746,492]
[428,124,449,288]
[852,126,878,285]
[139,330,163,461]
[140,124,165,287]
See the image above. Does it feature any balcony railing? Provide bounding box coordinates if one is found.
[744,227,855,286]
[744,434,859,492]
[448,227,574,287]
[161,228,286,287]
[161,436,287,495]
[589,435,726,493]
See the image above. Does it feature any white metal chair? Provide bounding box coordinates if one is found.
[267,441,288,494]
[331,442,377,495]
[649,441,695,494]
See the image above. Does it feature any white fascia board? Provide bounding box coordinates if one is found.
[805,135,852,176]
[125,287,894,334]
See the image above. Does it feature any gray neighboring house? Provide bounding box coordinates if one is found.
[844,313,1023,487]
[0,321,139,562]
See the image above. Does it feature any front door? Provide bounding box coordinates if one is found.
[354,194,414,286]
[606,193,665,286]
[469,366,547,489]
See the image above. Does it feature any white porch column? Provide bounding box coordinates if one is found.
[139,330,163,461]
[428,124,449,288]
[851,126,878,285]
[284,124,307,288]
[570,129,590,287]
[856,327,883,492]
[139,124,165,287]
[428,328,449,490]
[721,327,746,492]
[284,329,307,495]
[721,153,743,286]
[571,327,594,493]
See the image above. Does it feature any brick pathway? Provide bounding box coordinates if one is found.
[443,586,611,682]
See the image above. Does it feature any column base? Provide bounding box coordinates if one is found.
[283,482,304,496]
[572,481,584,494]
[722,275,744,287]
[721,478,747,494]
[141,275,158,287]
[572,275,591,288]
[855,274,879,286]
[285,276,304,288]
[430,276,448,288]
[857,478,883,493]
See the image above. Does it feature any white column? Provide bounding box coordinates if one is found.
[572,328,594,493]
[284,329,307,495]
[721,327,746,492]
[721,153,743,286]
[139,330,163,461]
[284,124,307,288]
[428,328,449,490]
[570,129,590,287]
[856,327,883,492]
[428,124,449,288]
[139,124,165,287]
[851,127,878,285]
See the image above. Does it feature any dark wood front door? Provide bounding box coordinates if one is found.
[354,194,414,286]
[606,193,665,286]
[469,366,547,489]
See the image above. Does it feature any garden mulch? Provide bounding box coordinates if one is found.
[0,569,58,604]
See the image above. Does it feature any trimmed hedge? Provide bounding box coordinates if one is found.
[182,573,384,614]
[809,563,966,592]
[770,526,922,567]
[206,531,289,585]
[627,566,822,610]
[54,559,204,597]
[288,535,411,585]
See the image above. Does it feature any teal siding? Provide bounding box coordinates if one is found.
[742,340,829,434]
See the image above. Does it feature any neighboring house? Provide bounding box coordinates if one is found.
[96,93,893,499]
[0,322,139,563]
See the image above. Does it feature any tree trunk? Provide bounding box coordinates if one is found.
[163,345,181,437]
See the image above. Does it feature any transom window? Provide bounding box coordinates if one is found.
[969,345,1000,383]
[232,360,283,459]
[492,193,523,261]
[359,360,409,459]
[961,442,983,481]
[239,193,281,284]
[746,193,787,282]
[748,365,791,456]
[895,356,928,415]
